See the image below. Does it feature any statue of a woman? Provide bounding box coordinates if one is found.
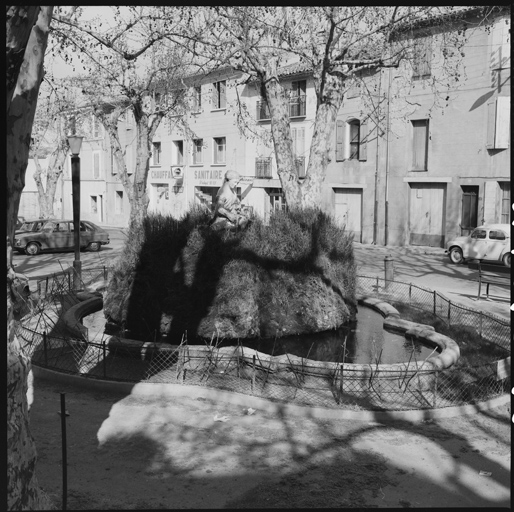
[210,170,250,230]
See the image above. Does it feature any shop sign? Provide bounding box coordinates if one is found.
[151,169,172,179]
[194,169,225,186]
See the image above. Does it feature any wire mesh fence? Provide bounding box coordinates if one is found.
[16,267,510,411]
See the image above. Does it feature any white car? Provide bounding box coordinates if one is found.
[446,224,511,267]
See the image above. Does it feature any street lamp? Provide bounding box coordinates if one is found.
[67,134,84,291]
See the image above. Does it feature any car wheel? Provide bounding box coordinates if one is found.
[88,242,101,252]
[25,242,41,256]
[449,247,463,264]
[502,252,511,268]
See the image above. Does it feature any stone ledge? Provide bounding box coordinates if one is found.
[62,296,103,339]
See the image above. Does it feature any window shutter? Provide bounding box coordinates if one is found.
[212,83,218,108]
[220,81,226,108]
[336,120,344,161]
[495,96,510,148]
[93,153,100,179]
[486,100,496,149]
[359,119,368,161]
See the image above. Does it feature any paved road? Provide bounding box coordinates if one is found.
[12,229,510,322]
[353,243,510,321]
[12,226,128,281]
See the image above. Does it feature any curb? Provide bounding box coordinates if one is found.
[31,365,510,423]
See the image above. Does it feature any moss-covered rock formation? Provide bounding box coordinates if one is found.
[103,207,357,342]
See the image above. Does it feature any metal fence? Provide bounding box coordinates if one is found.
[16,268,510,412]
[356,276,510,351]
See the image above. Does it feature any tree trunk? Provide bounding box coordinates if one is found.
[301,72,345,208]
[7,6,53,510]
[264,75,303,207]
[33,144,68,218]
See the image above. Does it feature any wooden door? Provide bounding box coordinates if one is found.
[334,188,362,242]
[409,183,446,247]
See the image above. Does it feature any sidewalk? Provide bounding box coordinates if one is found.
[354,243,511,321]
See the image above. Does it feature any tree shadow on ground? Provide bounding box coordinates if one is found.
[30,374,511,509]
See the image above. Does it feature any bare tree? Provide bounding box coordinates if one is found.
[7,5,54,509]
[29,80,76,218]
[190,6,486,208]
[50,7,201,234]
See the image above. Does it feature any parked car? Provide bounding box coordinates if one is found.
[15,218,47,235]
[13,219,110,255]
[15,216,26,230]
[446,224,510,267]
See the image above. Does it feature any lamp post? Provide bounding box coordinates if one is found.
[67,134,84,291]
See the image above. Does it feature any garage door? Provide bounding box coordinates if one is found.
[333,188,362,242]
[409,183,446,247]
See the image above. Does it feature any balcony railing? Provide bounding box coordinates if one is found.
[256,100,271,121]
[295,156,306,178]
[289,95,306,117]
[256,157,272,178]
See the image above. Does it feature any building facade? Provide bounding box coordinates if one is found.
[53,7,510,245]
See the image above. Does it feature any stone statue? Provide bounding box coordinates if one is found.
[210,170,250,230]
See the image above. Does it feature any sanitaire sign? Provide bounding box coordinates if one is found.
[151,168,254,187]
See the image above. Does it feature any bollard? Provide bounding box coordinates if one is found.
[384,255,394,289]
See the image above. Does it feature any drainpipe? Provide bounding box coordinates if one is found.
[384,66,392,246]
[373,69,383,245]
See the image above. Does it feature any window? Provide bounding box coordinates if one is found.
[411,119,429,170]
[257,97,271,120]
[290,80,306,117]
[93,151,101,179]
[212,80,226,109]
[267,188,287,213]
[499,182,510,223]
[256,157,272,178]
[412,34,432,79]
[193,139,203,164]
[91,115,102,138]
[213,137,226,164]
[348,120,360,160]
[489,230,506,240]
[471,229,487,239]
[192,85,202,111]
[115,191,123,214]
[173,140,184,165]
[90,196,98,214]
[152,142,161,166]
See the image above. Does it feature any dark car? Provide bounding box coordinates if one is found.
[13,219,110,255]
[15,216,26,230]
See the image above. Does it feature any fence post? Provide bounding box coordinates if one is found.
[339,365,344,403]
[447,301,451,325]
[433,371,438,408]
[43,331,48,366]
[102,339,107,378]
[251,355,256,393]
[433,291,436,316]
[46,276,49,295]
[103,266,107,281]
[479,312,483,339]
[409,284,412,301]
